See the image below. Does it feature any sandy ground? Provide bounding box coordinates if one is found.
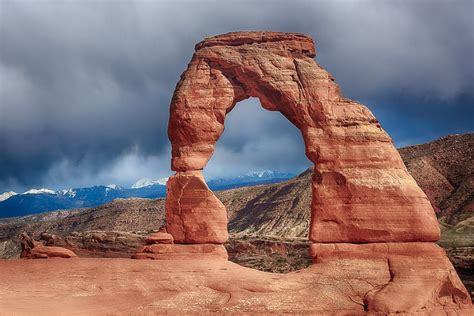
[0,258,471,315]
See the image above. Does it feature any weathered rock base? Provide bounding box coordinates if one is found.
[1,258,471,315]
[310,242,472,313]
[130,239,472,312]
[132,243,228,260]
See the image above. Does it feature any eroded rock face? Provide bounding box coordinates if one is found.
[167,31,439,243]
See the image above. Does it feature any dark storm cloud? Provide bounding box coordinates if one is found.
[0,0,473,192]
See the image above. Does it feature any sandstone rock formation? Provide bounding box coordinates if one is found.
[311,242,470,312]
[167,31,439,243]
[163,31,471,312]
[132,226,229,260]
[20,232,77,259]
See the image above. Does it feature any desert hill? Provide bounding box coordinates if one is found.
[399,133,473,224]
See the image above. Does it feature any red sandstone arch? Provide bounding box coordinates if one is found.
[130,32,472,311]
[165,32,440,244]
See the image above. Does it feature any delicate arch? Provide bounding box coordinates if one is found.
[165,32,439,244]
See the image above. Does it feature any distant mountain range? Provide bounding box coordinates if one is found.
[207,170,295,190]
[131,178,169,189]
[0,170,295,218]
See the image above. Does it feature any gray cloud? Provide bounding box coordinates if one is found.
[0,0,473,192]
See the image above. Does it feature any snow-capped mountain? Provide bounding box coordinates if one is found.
[60,188,77,198]
[105,184,121,190]
[0,183,167,219]
[23,188,56,195]
[131,177,169,189]
[0,170,296,218]
[245,170,277,178]
[0,191,17,202]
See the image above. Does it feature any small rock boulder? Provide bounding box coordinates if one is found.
[29,244,78,259]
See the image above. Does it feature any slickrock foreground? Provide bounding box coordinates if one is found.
[0,258,471,315]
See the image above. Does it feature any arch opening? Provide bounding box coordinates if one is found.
[205,97,309,180]
[206,97,313,272]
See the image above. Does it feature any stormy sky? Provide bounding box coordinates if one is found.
[0,0,473,192]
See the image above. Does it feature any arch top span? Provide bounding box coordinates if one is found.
[194,31,316,57]
[166,31,440,245]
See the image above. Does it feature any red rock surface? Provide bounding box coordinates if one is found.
[167,31,439,243]
[310,242,470,312]
[0,258,471,315]
[165,171,228,243]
